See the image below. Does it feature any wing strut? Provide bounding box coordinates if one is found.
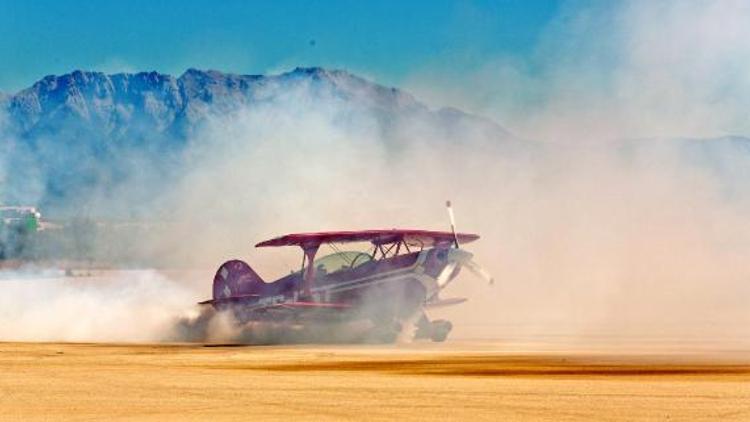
[301,243,320,299]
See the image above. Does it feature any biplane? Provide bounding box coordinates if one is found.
[187,203,492,343]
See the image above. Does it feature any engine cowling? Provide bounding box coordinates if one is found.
[212,259,265,301]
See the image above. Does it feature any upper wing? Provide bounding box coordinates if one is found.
[256,229,479,248]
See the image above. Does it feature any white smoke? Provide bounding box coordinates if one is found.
[0,269,197,342]
[4,73,750,344]
[407,0,750,141]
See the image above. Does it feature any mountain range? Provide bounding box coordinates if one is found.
[3,67,510,144]
[1,67,748,216]
[0,67,513,213]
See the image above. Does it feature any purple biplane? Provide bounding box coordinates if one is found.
[188,203,492,343]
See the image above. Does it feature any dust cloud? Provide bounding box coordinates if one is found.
[0,268,195,342]
[156,86,750,343]
[1,0,749,345]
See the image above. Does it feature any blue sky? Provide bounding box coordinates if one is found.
[0,0,560,92]
[3,1,748,138]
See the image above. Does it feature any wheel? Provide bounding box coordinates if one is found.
[430,320,453,342]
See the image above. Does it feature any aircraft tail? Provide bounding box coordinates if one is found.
[212,260,265,301]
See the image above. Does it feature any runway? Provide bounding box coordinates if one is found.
[1,341,748,421]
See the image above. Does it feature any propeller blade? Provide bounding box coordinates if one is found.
[435,261,457,288]
[446,200,459,248]
[444,249,493,285]
[463,259,494,285]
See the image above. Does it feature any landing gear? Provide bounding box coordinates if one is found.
[414,315,453,342]
[429,320,453,342]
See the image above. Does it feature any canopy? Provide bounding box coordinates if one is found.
[255,229,479,248]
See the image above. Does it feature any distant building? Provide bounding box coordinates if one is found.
[1,206,41,230]
[0,206,42,258]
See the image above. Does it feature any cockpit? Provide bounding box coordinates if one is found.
[312,251,372,275]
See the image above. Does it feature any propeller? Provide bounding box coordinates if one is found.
[446,200,459,248]
[442,248,494,286]
[444,200,494,286]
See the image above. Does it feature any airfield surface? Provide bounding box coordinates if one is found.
[0,341,748,421]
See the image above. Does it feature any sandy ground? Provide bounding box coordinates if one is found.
[0,341,748,421]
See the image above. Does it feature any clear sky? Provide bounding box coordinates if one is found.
[0,0,560,93]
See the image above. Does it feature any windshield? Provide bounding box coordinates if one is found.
[313,251,372,274]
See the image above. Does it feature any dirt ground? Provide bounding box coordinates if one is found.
[0,341,748,421]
